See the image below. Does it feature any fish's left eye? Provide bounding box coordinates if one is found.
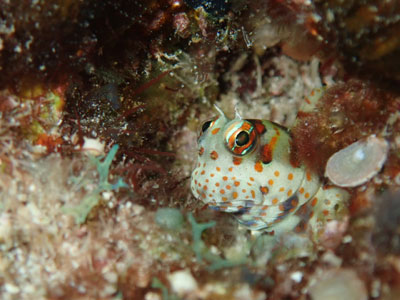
[225,120,257,156]
[235,131,250,146]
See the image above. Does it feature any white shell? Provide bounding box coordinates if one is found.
[325,135,389,187]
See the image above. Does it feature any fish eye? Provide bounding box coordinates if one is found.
[202,120,213,132]
[235,131,250,146]
[225,120,257,156]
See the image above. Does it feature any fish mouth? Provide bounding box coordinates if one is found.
[208,199,255,213]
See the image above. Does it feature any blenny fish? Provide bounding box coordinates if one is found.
[191,100,349,235]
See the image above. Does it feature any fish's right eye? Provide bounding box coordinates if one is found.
[202,120,213,132]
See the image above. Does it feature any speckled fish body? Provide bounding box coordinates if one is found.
[191,108,348,234]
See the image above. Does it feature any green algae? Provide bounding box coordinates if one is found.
[155,208,184,230]
[62,144,128,224]
[151,278,180,300]
[187,213,247,271]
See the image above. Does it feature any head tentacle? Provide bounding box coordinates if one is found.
[214,104,226,118]
[234,105,242,119]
